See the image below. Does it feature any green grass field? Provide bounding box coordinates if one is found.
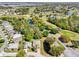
[61,30,79,41]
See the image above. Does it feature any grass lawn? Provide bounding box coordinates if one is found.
[61,30,79,41]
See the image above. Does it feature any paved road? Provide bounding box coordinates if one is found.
[64,48,79,57]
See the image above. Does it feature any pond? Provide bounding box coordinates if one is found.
[43,40,50,54]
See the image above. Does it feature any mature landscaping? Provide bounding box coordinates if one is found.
[0,2,79,57]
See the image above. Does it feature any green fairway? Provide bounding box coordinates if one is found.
[61,30,79,41]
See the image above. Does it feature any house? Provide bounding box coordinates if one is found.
[13,34,22,43]
[24,42,32,49]
[2,21,15,36]
[8,30,15,37]
[2,21,13,30]
[32,40,40,48]
[7,43,19,50]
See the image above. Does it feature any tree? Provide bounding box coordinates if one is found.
[16,49,26,57]
[24,34,33,41]
[16,40,25,57]
[0,39,4,43]
[47,16,56,24]
[42,30,49,37]
[1,16,10,21]
[34,33,40,39]
[49,46,64,56]
[45,37,55,45]
[33,26,42,39]
[15,7,29,15]
[61,35,71,43]
[50,28,59,34]
[18,41,24,49]
[74,27,79,33]
[38,24,45,31]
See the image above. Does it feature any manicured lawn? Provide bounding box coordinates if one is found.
[48,22,58,28]
[61,30,79,41]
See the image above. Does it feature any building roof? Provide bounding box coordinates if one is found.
[13,34,22,39]
[8,30,15,35]
[24,42,32,49]
[7,43,19,49]
[2,21,9,26]
[32,40,40,48]
[2,21,14,31]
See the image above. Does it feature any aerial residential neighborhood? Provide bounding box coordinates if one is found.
[0,2,79,57]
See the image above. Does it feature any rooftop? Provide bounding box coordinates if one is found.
[13,34,22,39]
[7,43,19,49]
[32,40,40,48]
[24,42,32,49]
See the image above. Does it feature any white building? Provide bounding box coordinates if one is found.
[7,43,19,50]
[13,34,22,43]
[24,42,32,49]
[32,40,40,48]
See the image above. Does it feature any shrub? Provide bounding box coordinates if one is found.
[50,28,59,34]
[43,30,49,37]
[0,39,4,43]
[16,49,26,57]
[49,46,64,56]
